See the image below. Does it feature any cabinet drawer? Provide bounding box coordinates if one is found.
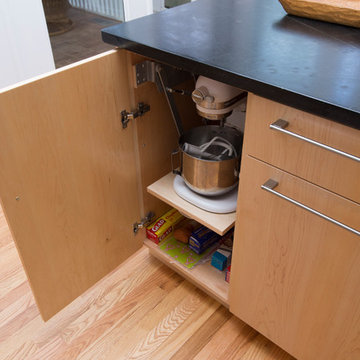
[244,94,360,203]
[230,155,360,360]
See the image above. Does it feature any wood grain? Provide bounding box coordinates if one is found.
[230,155,360,360]
[0,50,143,320]
[128,53,181,222]
[0,211,12,247]
[128,53,203,224]
[244,93,360,204]
[279,0,360,28]
[0,203,294,360]
[145,238,229,307]
[170,306,232,360]
[147,172,236,235]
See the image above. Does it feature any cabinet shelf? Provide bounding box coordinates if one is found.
[144,239,229,306]
[147,172,236,236]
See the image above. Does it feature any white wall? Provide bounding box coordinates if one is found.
[123,0,153,21]
[0,0,55,89]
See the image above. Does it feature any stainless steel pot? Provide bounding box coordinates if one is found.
[172,126,243,196]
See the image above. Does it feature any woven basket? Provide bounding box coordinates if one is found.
[278,0,360,28]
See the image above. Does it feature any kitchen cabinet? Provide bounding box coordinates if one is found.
[229,94,360,360]
[102,0,360,358]
[1,46,360,360]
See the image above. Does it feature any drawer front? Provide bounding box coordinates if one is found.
[244,94,360,203]
[230,155,360,360]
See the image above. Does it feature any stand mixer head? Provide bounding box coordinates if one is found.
[191,76,246,122]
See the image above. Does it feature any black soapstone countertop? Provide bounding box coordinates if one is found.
[102,0,360,129]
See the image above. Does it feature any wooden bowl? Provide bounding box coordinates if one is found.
[278,0,360,28]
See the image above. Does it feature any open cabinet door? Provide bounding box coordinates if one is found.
[0,50,143,320]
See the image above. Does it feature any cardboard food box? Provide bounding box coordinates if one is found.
[211,234,233,271]
[188,225,221,254]
[146,208,184,244]
[211,248,232,271]
[225,265,231,283]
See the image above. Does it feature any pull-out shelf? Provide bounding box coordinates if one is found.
[145,172,237,307]
[147,172,236,236]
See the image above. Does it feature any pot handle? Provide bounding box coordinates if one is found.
[234,159,241,178]
[171,148,182,176]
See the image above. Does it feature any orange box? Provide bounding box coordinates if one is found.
[146,208,184,244]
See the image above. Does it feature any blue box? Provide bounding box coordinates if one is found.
[211,249,232,271]
[189,226,221,254]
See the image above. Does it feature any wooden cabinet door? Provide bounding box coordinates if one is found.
[229,155,360,360]
[0,50,144,320]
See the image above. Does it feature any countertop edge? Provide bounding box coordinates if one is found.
[102,31,360,130]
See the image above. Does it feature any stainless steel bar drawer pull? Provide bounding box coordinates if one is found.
[270,119,360,163]
[261,179,360,236]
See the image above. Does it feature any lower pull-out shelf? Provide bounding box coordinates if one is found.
[147,172,236,236]
[144,239,229,307]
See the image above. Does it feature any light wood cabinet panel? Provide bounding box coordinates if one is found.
[244,94,360,203]
[127,53,201,219]
[0,49,203,321]
[229,155,360,360]
[0,50,147,320]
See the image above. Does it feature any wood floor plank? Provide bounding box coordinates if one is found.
[77,286,177,360]
[105,286,219,360]
[241,333,295,360]
[170,305,232,360]
[143,290,221,360]
[50,268,183,360]
[0,242,23,278]
[0,292,37,343]
[86,280,197,360]
[193,316,253,360]
[0,242,26,301]
[0,313,44,359]
[0,227,12,248]
[0,207,12,248]
[0,266,26,305]
[0,281,31,313]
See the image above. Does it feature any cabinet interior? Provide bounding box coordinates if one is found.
[139,56,247,307]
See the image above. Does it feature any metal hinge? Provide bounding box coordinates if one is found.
[135,60,157,86]
[133,211,155,234]
[121,102,150,129]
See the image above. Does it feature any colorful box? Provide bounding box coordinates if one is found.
[146,208,184,244]
[189,225,221,254]
[211,248,232,271]
[225,265,231,283]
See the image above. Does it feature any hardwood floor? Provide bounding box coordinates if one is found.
[49,7,119,68]
[0,204,294,359]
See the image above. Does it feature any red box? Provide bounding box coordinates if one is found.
[225,265,231,283]
[146,208,184,244]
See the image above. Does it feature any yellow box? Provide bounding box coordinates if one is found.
[146,208,184,244]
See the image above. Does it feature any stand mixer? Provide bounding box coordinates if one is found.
[172,76,246,214]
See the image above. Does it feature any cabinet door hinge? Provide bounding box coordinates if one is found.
[133,211,155,234]
[121,102,150,129]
